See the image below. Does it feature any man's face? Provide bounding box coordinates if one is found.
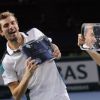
[0,16,19,42]
[85,27,97,48]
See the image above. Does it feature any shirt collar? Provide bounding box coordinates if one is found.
[7,32,28,55]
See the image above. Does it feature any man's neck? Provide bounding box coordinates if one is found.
[8,33,24,50]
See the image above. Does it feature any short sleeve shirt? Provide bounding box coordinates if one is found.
[2,28,69,100]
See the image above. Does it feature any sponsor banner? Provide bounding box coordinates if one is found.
[56,59,100,92]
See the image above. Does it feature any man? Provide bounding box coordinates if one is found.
[81,23,97,50]
[0,11,70,100]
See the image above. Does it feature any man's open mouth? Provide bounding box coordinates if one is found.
[8,31,16,34]
[9,31,16,34]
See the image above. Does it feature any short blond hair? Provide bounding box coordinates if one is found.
[0,11,17,31]
[0,11,15,20]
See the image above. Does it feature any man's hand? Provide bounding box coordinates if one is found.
[24,57,38,78]
[52,44,61,59]
[78,34,85,46]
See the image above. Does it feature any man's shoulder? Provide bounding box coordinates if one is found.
[26,27,44,41]
[26,28,40,35]
[2,51,12,64]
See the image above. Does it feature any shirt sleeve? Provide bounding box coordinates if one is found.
[27,28,52,42]
[2,57,18,85]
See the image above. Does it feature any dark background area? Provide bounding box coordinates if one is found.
[0,0,100,99]
[0,0,100,59]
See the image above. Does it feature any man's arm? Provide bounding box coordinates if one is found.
[86,50,100,66]
[8,57,37,100]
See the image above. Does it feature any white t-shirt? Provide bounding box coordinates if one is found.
[2,28,70,100]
